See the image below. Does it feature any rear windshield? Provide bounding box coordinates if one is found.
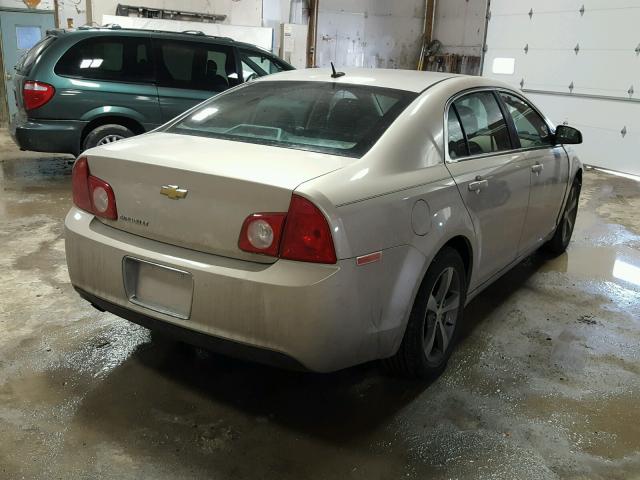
[166,81,417,157]
[16,35,57,74]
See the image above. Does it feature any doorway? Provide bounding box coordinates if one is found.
[0,8,55,123]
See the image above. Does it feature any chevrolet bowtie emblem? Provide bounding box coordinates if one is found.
[160,185,188,200]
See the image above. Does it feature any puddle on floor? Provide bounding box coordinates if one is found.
[541,245,640,291]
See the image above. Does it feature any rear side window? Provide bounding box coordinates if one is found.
[16,35,56,74]
[155,39,237,92]
[451,91,512,157]
[447,109,468,159]
[166,81,417,157]
[55,36,153,83]
[499,92,553,148]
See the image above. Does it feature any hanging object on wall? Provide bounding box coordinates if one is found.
[569,81,575,93]
[628,86,634,97]
[524,43,529,54]
[528,9,533,20]
[635,43,640,55]
[23,0,41,8]
[574,43,580,55]
[621,126,627,138]
[579,5,585,16]
[520,78,525,89]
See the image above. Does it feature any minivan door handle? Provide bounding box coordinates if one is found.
[531,162,544,175]
[468,177,488,193]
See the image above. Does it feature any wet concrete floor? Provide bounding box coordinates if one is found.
[0,130,639,479]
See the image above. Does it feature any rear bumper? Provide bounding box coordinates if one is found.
[10,113,84,155]
[65,207,397,372]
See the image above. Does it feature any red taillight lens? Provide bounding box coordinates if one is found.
[72,157,92,212]
[71,156,118,220]
[23,81,55,110]
[280,195,337,264]
[238,195,337,264]
[238,213,286,257]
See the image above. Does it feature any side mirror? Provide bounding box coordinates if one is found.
[555,125,583,145]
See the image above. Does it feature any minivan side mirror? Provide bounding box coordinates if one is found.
[555,125,583,145]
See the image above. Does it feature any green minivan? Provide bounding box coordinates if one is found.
[9,26,293,155]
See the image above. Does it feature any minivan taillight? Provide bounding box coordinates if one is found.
[72,157,118,220]
[238,194,337,264]
[23,81,55,110]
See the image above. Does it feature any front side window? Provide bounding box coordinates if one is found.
[239,49,285,80]
[452,91,512,157]
[155,39,237,92]
[55,36,152,82]
[167,81,417,157]
[499,92,552,148]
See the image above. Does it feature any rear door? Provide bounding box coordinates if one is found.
[445,90,532,286]
[154,38,239,122]
[497,91,570,253]
[0,10,55,118]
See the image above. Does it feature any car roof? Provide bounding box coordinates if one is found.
[47,26,269,52]
[256,68,458,93]
[256,68,515,94]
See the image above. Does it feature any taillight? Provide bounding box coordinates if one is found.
[238,213,286,257]
[23,81,55,110]
[280,195,337,264]
[71,157,118,220]
[238,194,337,264]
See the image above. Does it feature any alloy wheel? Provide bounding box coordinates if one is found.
[562,185,579,244]
[422,266,461,363]
[97,134,125,145]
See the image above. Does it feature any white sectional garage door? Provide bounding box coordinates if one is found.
[482,0,640,176]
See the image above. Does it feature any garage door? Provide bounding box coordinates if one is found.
[482,0,640,176]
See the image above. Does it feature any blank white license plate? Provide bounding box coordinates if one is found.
[123,257,193,319]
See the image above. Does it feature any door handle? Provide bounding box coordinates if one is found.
[468,177,488,193]
[531,163,543,175]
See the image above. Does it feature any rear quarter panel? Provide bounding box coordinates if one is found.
[26,32,161,127]
[297,83,477,356]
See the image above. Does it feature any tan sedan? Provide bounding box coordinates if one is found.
[65,68,583,378]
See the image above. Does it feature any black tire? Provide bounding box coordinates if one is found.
[82,124,135,151]
[544,177,581,255]
[384,247,467,379]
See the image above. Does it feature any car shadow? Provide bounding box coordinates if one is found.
[67,250,550,460]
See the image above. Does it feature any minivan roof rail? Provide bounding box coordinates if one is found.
[73,24,234,42]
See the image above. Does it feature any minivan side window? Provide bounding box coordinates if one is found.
[451,91,512,157]
[154,39,237,92]
[55,36,153,83]
[239,49,285,80]
[499,92,553,148]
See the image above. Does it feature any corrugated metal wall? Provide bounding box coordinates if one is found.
[315,0,425,69]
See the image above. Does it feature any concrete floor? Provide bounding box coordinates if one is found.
[1,129,639,480]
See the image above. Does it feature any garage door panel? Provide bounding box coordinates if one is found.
[484,0,640,175]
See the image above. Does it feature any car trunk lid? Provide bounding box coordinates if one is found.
[85,132,349,263]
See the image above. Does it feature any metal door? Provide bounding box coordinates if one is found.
[0,9,55,118]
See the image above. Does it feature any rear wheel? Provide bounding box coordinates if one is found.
[82,124,134,151]
[545,177,581,255]
[384,247,467,379]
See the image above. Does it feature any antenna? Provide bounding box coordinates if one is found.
[330,62,345,79]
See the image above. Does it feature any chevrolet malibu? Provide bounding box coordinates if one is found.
[65,68,583,378]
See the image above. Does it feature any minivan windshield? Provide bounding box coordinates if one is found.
[166,81,417,157]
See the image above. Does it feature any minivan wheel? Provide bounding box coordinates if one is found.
[83,124,134,151]
[544,177,581,255]
[383,247,467,379]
